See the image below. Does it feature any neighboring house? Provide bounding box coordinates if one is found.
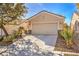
[27,10,65,35]
[70,12,79,39]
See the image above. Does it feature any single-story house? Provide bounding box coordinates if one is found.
[0,10,65,37]
[27,10,65,35]
[70,12,79,39]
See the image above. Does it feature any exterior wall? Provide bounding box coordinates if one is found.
[71,12,79,40]
[58,19,64,30]
[71,13,79,33]
[4,20,29,35]
[31,12,58,23]
[19,22,29,30]
[30,12,64,34]
[30,12,64,30]
[4,25,19,34]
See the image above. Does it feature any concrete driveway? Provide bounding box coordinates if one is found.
[32,35,57,46]
[24,35,57,51]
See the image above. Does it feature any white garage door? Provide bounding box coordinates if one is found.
[32,23,58,35]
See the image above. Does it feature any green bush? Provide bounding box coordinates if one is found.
[3,35,12,42]
[2,34,16,42]
[13,31,18,38]
[60,28,73,48]
[12,30,23,39]
[1,29,23,42]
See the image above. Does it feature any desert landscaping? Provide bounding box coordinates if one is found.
[0,3,79,56]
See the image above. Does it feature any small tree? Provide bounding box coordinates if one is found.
[0,3,27,36]
[76,3,79,9]
[60,24,73,48]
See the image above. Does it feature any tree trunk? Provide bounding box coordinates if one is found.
[0,25,8,36]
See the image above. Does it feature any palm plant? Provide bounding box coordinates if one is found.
[60,24,73,48]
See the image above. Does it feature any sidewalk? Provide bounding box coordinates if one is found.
[53,51,79,56]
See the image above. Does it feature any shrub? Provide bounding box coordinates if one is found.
[0,36,4,41]
[3,35,13,42]
[60,27,73,48]
[2,33,16,42]
[13,31,18,38]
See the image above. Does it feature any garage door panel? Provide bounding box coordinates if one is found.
[32,23,58,35]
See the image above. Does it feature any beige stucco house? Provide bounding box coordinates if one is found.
[0,10,65,37]
[70,12,79,39]
[27,10,65,35]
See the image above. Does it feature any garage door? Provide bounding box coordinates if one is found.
[32,23,58,35]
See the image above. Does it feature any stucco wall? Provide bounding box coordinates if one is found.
[31,12,64,31]
[71,12,79,33]
[30,11,64,34]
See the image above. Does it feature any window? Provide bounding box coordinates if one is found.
[75,21,79,31]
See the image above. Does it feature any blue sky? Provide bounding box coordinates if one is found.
[25,3,77,25]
